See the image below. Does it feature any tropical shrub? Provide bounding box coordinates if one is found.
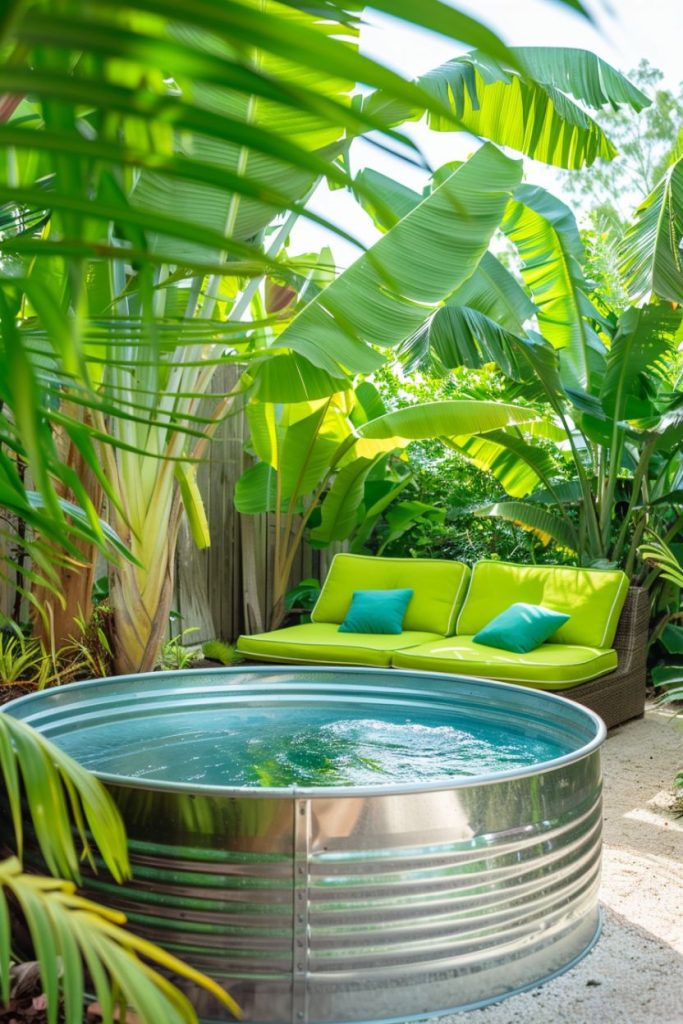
[377,161,683,577]
[369,365,572,565]
[235,378,535,627]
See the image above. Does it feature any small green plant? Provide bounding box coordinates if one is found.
[157,628,202,671]
[201,640,242,666]
[59,603,114,682]
[284,579,321,624]
[0,630,56,688]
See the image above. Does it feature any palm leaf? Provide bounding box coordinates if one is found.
[364,47,647,169]
[501,184,604,388]
[0,713,128,883]
[639,532,683,588]
[273,143,523,378]
[620,155,683,303]
[0,858,239,1024]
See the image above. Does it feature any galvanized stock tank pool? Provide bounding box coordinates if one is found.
[3,667,606,1023]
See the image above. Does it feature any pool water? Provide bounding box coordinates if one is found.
[58,705,570,787]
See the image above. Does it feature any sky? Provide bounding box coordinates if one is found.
[288,0,682,268]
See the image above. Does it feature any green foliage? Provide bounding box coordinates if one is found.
[58,604,114,682]
[0,685,239,1023]
[284,579,321,624]
[0,857,239,1024]
[201,639,242,665]
[366,46,648,170]
[157,628,202,671]
[0,631,55,687]
[370,366,567,565]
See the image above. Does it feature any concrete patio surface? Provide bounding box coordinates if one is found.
[435,704,683,1024]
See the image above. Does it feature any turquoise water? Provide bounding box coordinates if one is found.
[56,705,570,787]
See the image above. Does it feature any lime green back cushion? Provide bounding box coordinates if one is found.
[457,560,629,647]
[312,555,470,636]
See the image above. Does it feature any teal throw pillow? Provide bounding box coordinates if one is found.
[338,589,414,635]
[473,603,570,654]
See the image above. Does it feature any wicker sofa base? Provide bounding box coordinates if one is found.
[562,585,649,729]
[546,666,645,729]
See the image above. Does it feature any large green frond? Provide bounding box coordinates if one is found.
[401,305,532,379]
[601,304,682,421]
[358,400,538,445]
[502,184,604,388]
[450,430,560,498]
[474,500,577,551]
[364,47,646,169]
[620,156,683,303]
[274,144,523,377]
[0,712,128,883]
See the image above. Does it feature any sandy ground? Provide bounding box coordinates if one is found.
[436,704,683,1024]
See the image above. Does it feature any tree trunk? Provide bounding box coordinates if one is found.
[108,492,183,676]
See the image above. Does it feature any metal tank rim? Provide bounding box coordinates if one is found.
[1,664,607,798]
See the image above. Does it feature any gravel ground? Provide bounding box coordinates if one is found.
[435,704,683,1024]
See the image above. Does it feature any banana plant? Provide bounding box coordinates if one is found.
[235,382,539,627]
[351,148,683,573]
[620,152,683,303]
[364,46,649,170]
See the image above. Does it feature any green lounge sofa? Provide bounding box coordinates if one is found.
[237,555,649,728]
[238,554,471,667]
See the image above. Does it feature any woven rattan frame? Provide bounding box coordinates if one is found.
[550,587,650,729]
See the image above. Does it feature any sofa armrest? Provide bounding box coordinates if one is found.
[613,587,650,671]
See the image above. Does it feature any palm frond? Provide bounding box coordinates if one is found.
[0,712,128,884]
[0,858,240,1024]
[620,155,683,303]
[639,531,683,588]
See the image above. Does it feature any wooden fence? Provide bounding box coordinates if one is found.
[173,365,338,644]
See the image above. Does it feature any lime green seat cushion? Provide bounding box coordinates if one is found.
[457,560,629,648]
[312,554,470,636]
[392,636,617,689]
[237,623,443,667]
